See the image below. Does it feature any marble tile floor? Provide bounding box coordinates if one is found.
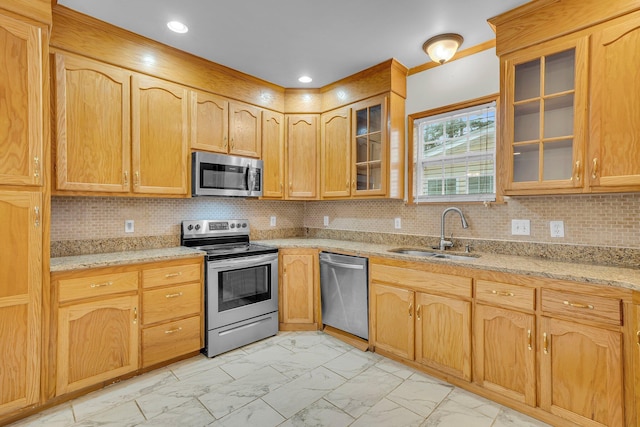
[10,331,551,427]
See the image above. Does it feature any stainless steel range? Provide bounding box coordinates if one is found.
[181,219,278,357]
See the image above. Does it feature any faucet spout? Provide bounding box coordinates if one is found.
[439,207,468,251]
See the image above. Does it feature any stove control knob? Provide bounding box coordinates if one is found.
[242,223,247,228]
[230,223,235,229]
[194,224,201,231]
[187,224,194,231]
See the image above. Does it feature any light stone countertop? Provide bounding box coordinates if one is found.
[255,238,640,292]
[50,246,205,273]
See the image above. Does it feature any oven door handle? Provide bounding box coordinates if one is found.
[209,253,278,270]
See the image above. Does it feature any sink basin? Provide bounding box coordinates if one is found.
[387,247,477,261]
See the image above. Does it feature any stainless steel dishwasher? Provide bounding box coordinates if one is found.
[319,252,368,340]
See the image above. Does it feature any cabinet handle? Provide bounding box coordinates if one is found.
[165,327,183,334]
[134,171,140,186]
[591,158,598,179]
[346,180,350,190]
[133,307,138,324]
[563,300,594,310]
[637,331,640,347]
[165,292,183,299]
[573,160,580,182]
[34,156,40,181]
[280,183,283,192]
[491,290,514,297]
[124,171,129,185]
[230,137,234,149]
[527,329,532,351]
[416,305,422,320]
[351,181,356,190]
[34,207,40,227]
[165,272,182,278]
[543,332,549,354]
[408,303,413,318]
[289,182,292,192]
[90,281,113,288]
[224,136,228,150]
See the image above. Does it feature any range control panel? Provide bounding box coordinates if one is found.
[181,219,249,238]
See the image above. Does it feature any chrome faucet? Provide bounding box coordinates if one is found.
[439,207,469,251]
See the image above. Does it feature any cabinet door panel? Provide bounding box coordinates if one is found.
[0,14,44,186]
[261,111,285,199]
[132,74,188,195]
[589,11,640,190]
[286,115,318,199]
[415,293,471,380]
[190,90,228,153]
[280,252,316,325]
[474,304,536,406]
[0,191,41,415]
[229,101,261,158]
[57,295,139,395]
[321,108,351,198]
[540,317,623,427]
[55,53,131,192]
[370,282,414,360]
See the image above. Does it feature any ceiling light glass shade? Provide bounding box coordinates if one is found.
[422,33,464,64]
[298,75,312,83]
[167,21,188,33]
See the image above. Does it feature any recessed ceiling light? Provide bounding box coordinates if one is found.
[167,21,188,34]
[298,76,312,83]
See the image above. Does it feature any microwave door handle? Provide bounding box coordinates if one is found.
[246,166,256,191]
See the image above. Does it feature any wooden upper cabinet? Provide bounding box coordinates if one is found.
[321,107,351,198]
[286,114,319,200]
[0,190,42,416]
[261,110,285,199]
[131,74,189,195]
[502,35,588,194]
[0,12,45,187]
[54,53,131,193]
[190,90,229,153]
[589,11,640,192]
[539,317,623,427]
[229,101,261,158]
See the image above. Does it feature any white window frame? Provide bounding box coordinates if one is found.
[411,97,497,203]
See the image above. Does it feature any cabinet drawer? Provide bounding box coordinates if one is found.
[142,316,201,367]
[58,271,138,303]
[541,289,621,326]
[476,280,535,311]
[143,282,201,325]
[142,262,200,289]
[370,263,472,298]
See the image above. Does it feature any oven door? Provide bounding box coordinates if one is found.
[206,253,278,329]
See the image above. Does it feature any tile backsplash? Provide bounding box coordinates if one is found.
[51,193,640,252]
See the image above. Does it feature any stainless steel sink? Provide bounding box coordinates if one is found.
[387,247,477,261]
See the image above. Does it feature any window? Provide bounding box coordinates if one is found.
[411,96,497,203]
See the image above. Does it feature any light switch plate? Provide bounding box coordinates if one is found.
[394,217,401,229]
[511,219,530,235]
[125,220,134,233]
[550,220,565,238]
[323,216,329,227]
[270,216,276,227]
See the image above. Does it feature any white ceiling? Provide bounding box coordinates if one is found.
[56,0,530,88]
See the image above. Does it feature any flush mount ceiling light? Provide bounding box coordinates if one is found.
[298,75,313,83]
[422,33,464,64]
[167,21,188,34]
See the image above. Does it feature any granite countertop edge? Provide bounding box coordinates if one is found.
[50,247,205,273]
[255,238,640,293]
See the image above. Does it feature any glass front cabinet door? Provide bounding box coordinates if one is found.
[352,95,388,197]
[502,37,587,194]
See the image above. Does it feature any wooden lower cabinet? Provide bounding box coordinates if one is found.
[56,294,139,395]
[370,282,415,360]
[539,317,623,427]
[415,293,471,381]
[474,304,536,406]
[142,316,201,367]
[279,248,319,329]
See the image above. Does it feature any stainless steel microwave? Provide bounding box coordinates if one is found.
[192,151,263,197]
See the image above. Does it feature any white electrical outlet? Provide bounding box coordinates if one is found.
[511,219,530,235]
[394,217,401,229]
[124,220,134,233]
[270,216,276,227]
[323,216,329,227]
[550,220,565,238]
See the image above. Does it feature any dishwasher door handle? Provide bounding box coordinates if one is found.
[320,259,365,270]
